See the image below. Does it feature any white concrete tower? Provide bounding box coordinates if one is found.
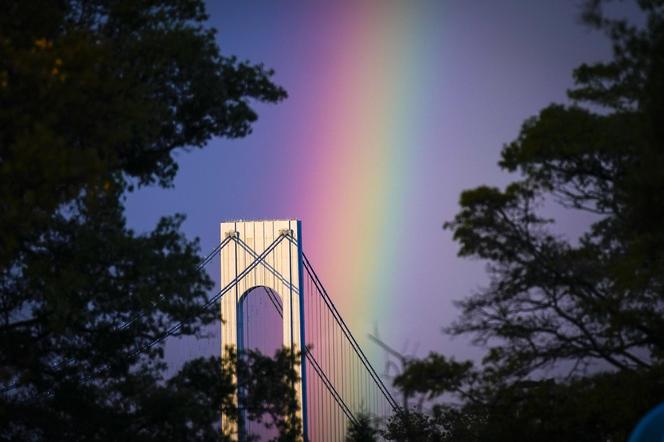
[219,220,307,440]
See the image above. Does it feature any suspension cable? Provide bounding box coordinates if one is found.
[255,285,358,426]
[1,236,235,395]
[119,235,234,331]
[301,252,400,411]
[229,236,398,415]
[233,236,297,294]
[136,234,289,354]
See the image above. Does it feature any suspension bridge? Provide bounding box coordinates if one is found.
[197,219,399,441]
[2,219,399,440]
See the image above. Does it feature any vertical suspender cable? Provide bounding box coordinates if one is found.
[302,254,399,411]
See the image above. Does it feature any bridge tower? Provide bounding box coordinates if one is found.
[220,220,307,440]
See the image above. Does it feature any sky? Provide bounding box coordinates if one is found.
[125,0,624,366]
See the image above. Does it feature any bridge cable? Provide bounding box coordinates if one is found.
[236,234,397,412]
[1,236,235,395]
[257,286,358,426]
[206,235,359,432]
[143,232,359,430]
[135,234,289,354]
[303,253,398,411]
[232,236,297,293]
[303,255,398,412]
[120,235,234,331]
[300,252,400,411]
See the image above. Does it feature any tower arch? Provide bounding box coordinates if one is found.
[236,285,283,355]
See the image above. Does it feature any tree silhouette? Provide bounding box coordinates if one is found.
[0,1,288,440]
[392,0,664,439]
[345,413,379,442]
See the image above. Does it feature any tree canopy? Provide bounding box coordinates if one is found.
[389,0,664,440]
[446,0,664,378]
[345,413,379,442]
[0,1,291,440]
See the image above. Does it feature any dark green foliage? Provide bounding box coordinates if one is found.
[445,0,664,378]
[394,353,474,401]
[0,0,288,440]
[382,410,444,442]
[0,182,229,441]
[0,0,286,268]
[345,413,379,442]
[390,1,664,440]
[426,366,664,442]
[236,348,303,442]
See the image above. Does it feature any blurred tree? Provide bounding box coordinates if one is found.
[447,0,664,379]
[392,0,664,439]
[236,348,302,442]
[345,413,379,442]
[392,356,664,441]
[0,0,285,267]
[0,0,287,440]
[382,409,444,442]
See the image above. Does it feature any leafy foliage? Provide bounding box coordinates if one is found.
[0,0,286,268]
[345,413,379,442]
[446,0,664,377]
[382,410,444,442]
[390,0,664,440]
[236,348,303,442]
[394,353,474,401]
[426,366,664,442]
[0,0,288,440]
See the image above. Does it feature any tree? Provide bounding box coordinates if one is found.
[392,357,664,441]
[345,413,379,442]
[393,0,664,439]
[0,0,287,440]
[382,410,444,442]
[446,0,664,379]
[236,348,303,442]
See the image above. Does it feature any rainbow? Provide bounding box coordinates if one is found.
[270,2,442,356]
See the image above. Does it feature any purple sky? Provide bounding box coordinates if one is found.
[125,1,636,365]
